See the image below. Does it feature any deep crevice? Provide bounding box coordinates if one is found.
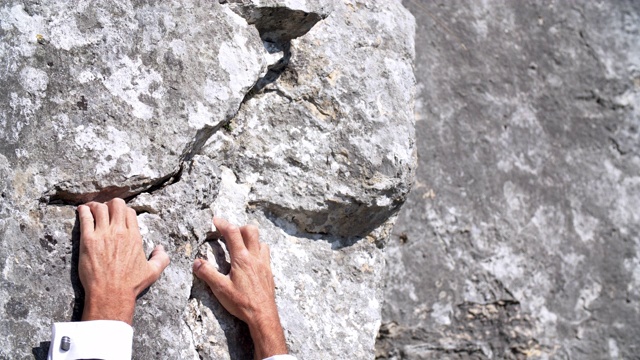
[180,121,228,163]
[244,42,292,101]
[42,164,183,206]
[251,200,381,249]
[225,2,328,103]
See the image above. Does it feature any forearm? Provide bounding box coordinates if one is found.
[248,318,288,360]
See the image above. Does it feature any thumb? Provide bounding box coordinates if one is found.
[193,258,231,292]
[147,245,171,282]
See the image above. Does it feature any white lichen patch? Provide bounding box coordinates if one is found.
[74,125,131,175]
[211,166,251,225]
[574,280,602,313]
[218,33,265,96]
[48,10,100,50]
[430,301,453,325]
[188,101,215,129]
[8,92,31,116]
[102,56,165,120]
[168,39,187,57]
[203,78,230,102]
[19,66,48,93]
[608,338,620,359]
[0,5,45,57]
[624,252,640,298]
[571,208,599,243]
[481,245,525,281]
[77,70,96,84]
[127,150,156,179]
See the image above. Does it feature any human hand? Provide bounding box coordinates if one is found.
[192,217,288,359]
[77,198,170,325]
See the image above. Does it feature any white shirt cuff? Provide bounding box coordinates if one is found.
[48,320,133,360]
[263,355,297,360]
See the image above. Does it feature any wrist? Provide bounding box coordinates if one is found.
[82,292,136,325]
[247,313,288,359]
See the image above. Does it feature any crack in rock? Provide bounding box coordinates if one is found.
[225,1,329,100]
[41,2,328,207]
[42,165,183,206]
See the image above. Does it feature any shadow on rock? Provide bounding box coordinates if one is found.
[31,341,51,360]
[189,278,255,360]
[70,214,84,321]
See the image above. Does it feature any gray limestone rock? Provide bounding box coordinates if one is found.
[378,1,640,359]
[214,0,416,238]
[0,0,416,359]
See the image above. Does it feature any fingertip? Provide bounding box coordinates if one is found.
[213,216,230,230]
[241,224,259,236]
[85,201,103,210]
[150,246,171,270]
[193,258,214,281]
[107,197,126,205]
[77,205,94,234]
[193,258,204,274]
[192,258,225,284]
[77,204,90,216]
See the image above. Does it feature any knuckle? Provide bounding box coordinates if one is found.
[233,249,252,263]
[113,225,128,237]
[227,224,240,233]
[107,198,125,207]
[79,212,93,220]
[226,225,242,238]
[81,233,97,243]
[243,224,259,234]
[244,225,260,241]
[93,202,108,211]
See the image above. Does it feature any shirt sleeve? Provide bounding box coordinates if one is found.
[48,320,133,360]
[263,355,297,360]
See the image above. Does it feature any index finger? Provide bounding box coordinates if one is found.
[86,202,109,230]
[213,217,246,257]
[77,205,94,236]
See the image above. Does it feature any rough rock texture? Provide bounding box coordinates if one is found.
[0,1,416,359]
[378,1,640,359]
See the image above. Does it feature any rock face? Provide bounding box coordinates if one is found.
[378,1,640,359]
[0,1,416,359]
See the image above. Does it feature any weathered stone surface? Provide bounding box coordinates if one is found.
[214,0,416,238]
[0,0,415,359]
[0,0,268,205]
[378,1,640,359]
